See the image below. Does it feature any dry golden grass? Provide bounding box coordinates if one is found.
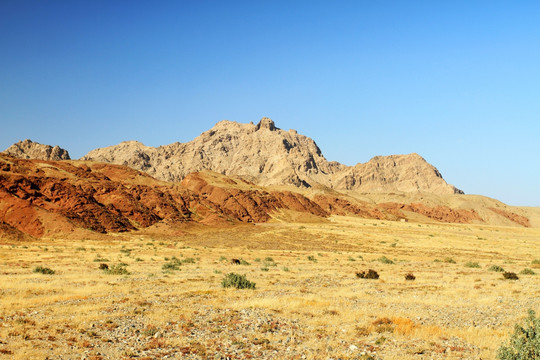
[0,216,539,359]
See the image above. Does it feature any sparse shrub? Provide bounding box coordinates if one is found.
[142,326,158,337]
[520,268,536,275]
[260,267,269,272]
[355,325,371,336]
[162,260,181,271]
[264,257,274,262]
[348,257,356,262]
[93,256,109,262]
[489,265,505,272]
[405,273,416,281]
[372,318,394,333]
[444,257,456,264]
[465,261,481,268]
[503,272,519,280]
[221,273,256,289]
[356,269,379,279]
[531,259,540,268]
[377,256,394,264]
[33,266,55,275]
[104,264,129,275]
[307,255,317,263]
[282,266,289,272]
[497,309,540,359]
[240,259,250,265]
[219,256,227,262]
[182,257,196,264]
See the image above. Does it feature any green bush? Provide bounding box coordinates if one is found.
[221,273,256,289]
[489,265,505,272]
[33,266,55,275]
[377,256,394,264]
[465,261,481,268]
[444,257,456,264]
[162,261,181,271]
[104,264,130,275]
[497,309,540,359]
[307,255,317,263]
[520,268,536,275]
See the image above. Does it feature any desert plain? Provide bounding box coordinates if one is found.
[1,214,539,359]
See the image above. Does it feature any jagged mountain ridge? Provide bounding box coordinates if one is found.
[81,117,462,194]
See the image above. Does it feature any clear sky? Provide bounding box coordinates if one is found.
[1,1,539,206]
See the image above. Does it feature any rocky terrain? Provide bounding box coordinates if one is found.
[3,139,71,161]
[0,154,533,240]
[81,118,462,194]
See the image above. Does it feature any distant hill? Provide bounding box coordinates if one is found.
[3,139,71,161]
[81,117,462,194]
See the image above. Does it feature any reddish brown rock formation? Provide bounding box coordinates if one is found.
[379,202,483,224]
[489,207,530,227]
[311,195,387,219]
[0,154,530,240]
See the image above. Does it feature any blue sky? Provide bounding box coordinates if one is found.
[1,1,539,206]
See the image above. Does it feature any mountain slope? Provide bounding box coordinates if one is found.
[0,154,534,240]
[82,118,461,194]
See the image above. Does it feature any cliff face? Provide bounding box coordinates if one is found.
[81,118,461,194]
[3,139,71,161]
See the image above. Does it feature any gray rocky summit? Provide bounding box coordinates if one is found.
[3,139,71,161]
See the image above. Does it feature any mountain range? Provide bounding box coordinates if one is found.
[1,117,536,239]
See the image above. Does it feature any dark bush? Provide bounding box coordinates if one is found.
[356,269,379,279]
[99,263,109,270]
[33,266,55,275]
[405,273,416,281]
[503,272,519,280]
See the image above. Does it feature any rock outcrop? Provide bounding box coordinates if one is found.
[0,154,394,238]
[82,118,462,194]
[3,139,70,161]
[1,154,533,240]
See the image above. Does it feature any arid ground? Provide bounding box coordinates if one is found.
[1,216,539,359]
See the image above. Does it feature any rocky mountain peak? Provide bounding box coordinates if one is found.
[80,118,462,194]
[255,117,276,131]
[3,139,70,161]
